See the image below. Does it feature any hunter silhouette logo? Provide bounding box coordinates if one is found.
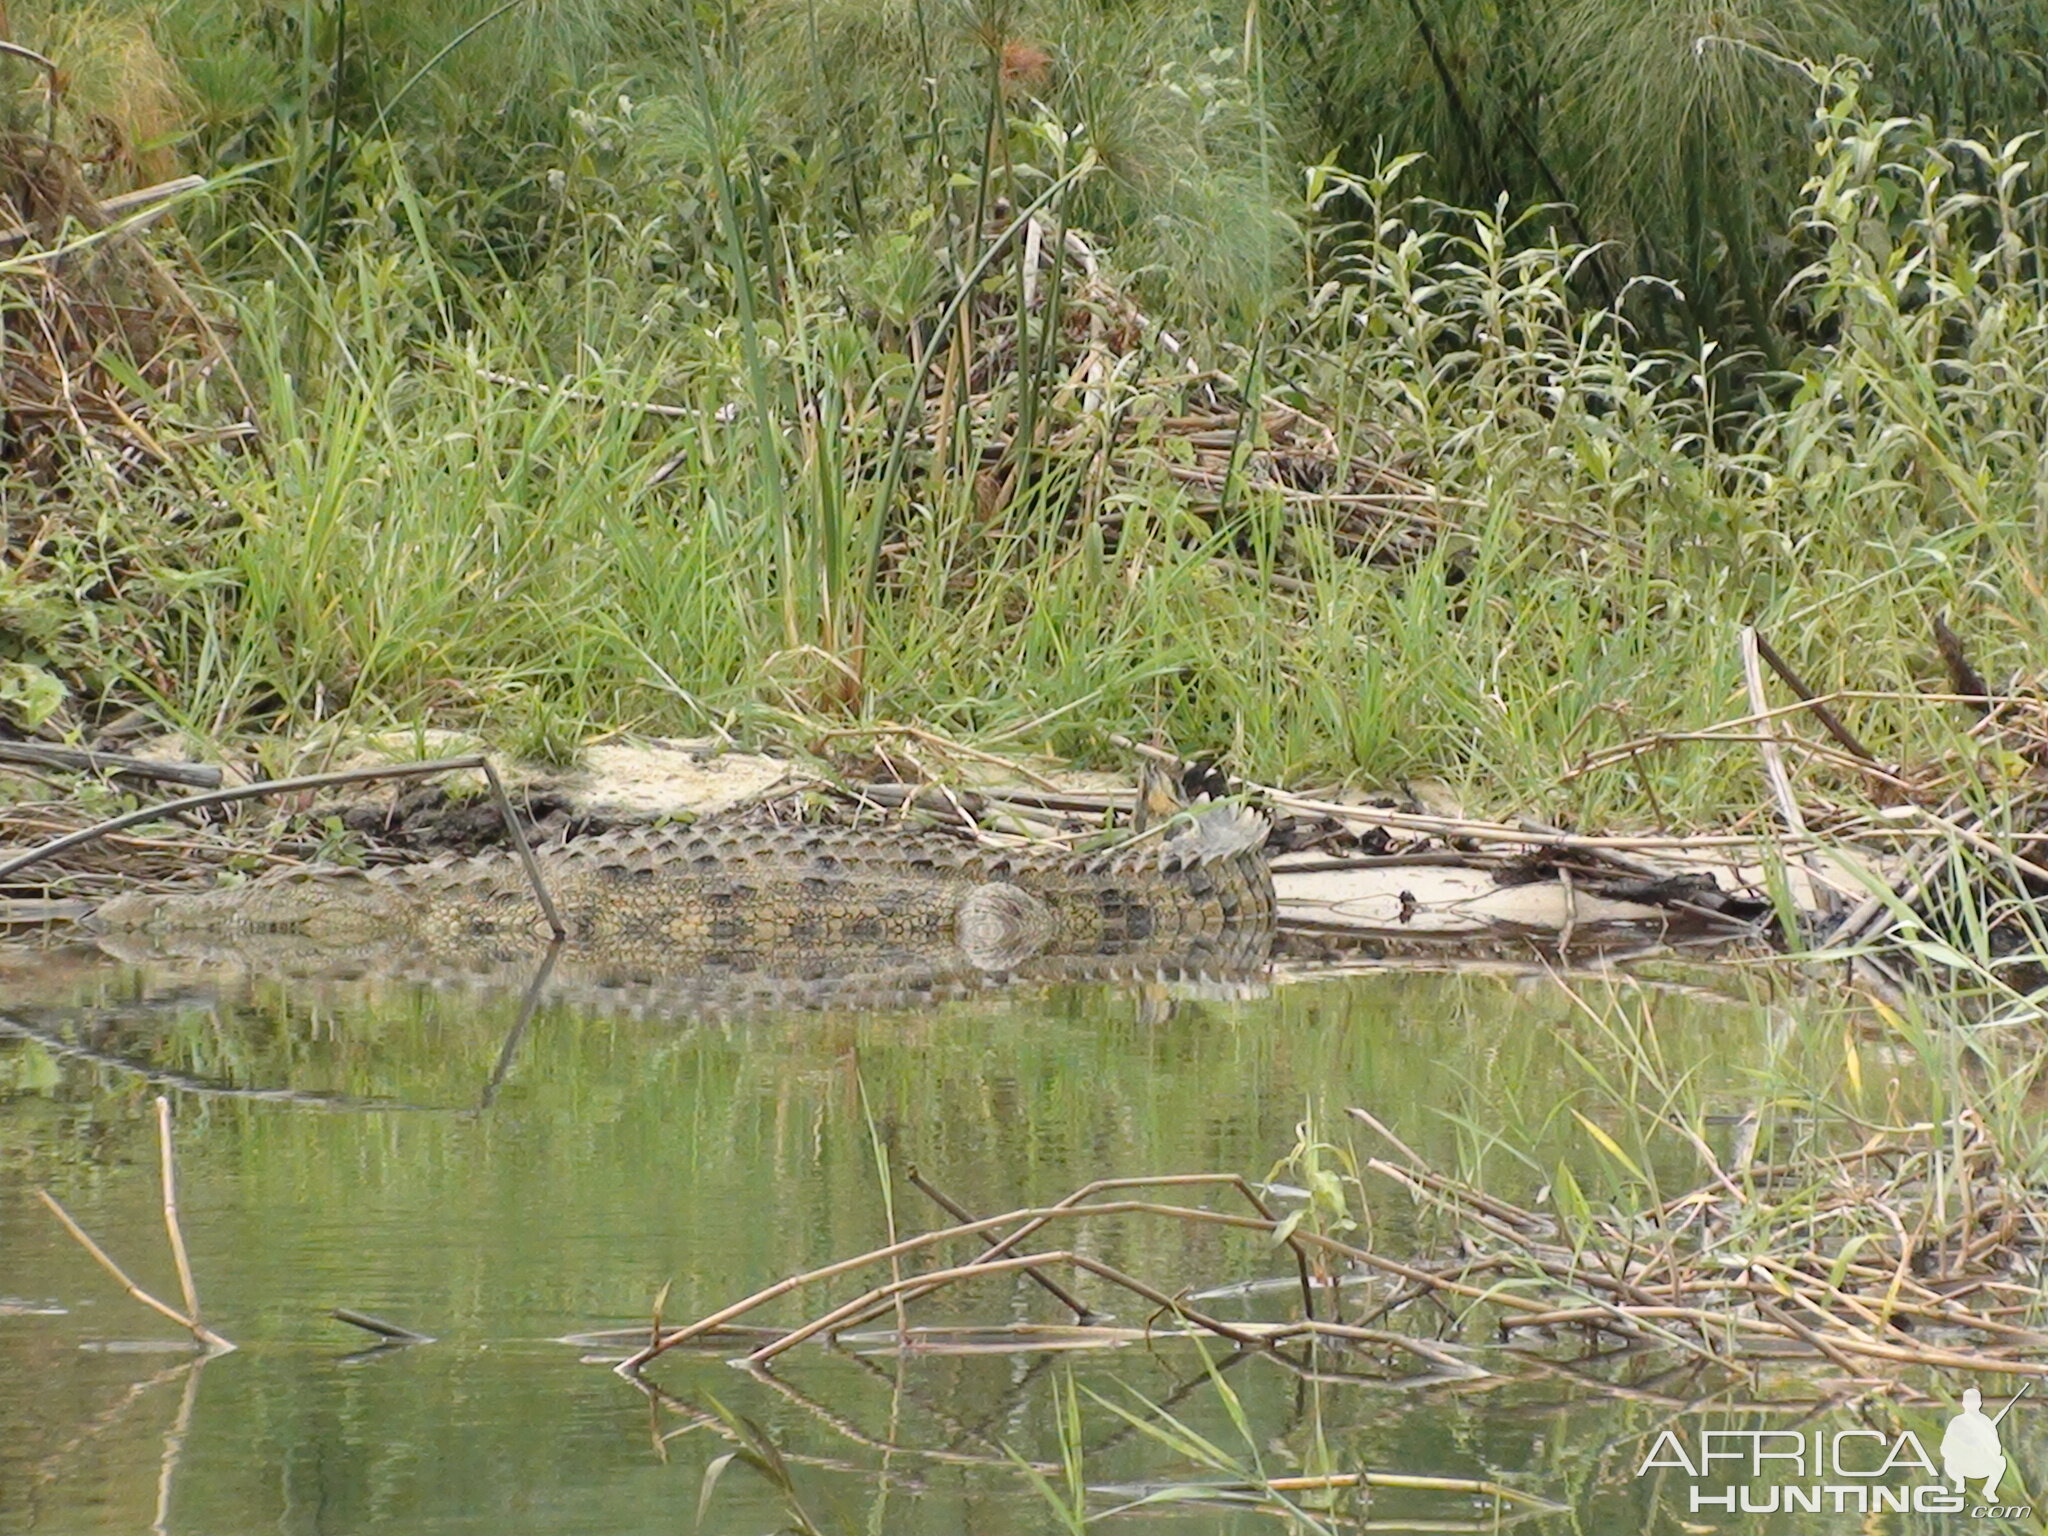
[1637,1383,2033,1519]
[1943,1386,2027,1500]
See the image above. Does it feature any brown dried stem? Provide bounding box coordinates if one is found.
[905,1166,1100,1322]
[154,1097,203,1330]
[1750,630,1879,763]
[35,1190,233,1353]
[744,1249,1273,1365]
[762,1172,1319,1355]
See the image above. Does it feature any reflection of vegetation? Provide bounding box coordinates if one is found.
[33,1096,234,1353]
[9,962,1784,1245]
[7,963,2048,1531]
[1062,1344,1563,1530]
[11,966,1778,1356]
[634,976,2048,1528]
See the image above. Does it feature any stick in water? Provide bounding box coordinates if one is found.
[36,1191,233,1353]
[331,1308,434,1344]
[156,1097,204,1331]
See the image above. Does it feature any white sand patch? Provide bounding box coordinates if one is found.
[555,741,796,820]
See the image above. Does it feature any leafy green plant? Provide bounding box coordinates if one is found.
[1269,0,2048,363]
[695,1395,827,1536]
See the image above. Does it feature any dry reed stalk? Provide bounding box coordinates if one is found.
[905,1167,1100,1322]
[1252,1469,1562,1508]
[743,1248,1272,1365]
[627,1088,2048,1414]
[331,1309,434,1344]
[619,1182,1357,1374]
[749,1171,1323,1355]
[1740,625,1827,917]
[35,1187,233,1351]
[0,742,220,788]
[154,1098,203,1331]
[1751,630,1880,762]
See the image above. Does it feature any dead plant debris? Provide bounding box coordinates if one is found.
[605,1107,2048,1399]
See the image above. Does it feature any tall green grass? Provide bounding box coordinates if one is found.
[4,9,2045,828]
[1267,0,2048,358]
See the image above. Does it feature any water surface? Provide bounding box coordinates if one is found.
[2,951,2035,1534]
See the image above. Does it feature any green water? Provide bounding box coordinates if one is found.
[2,953,2040,1534]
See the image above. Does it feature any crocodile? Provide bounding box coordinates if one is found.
[85,804,1277,1012]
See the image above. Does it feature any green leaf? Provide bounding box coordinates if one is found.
[696,1451,736,1528]
[1825,1234,1876,1295]
[1550,1161,1592,1237]
[0,661,65,730]
[1570,1108,1646,1182]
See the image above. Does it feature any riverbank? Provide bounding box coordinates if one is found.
[3,60,2045,847]
[6,720,2042,1015]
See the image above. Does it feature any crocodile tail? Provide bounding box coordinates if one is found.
[86,891,168,930]
[1109,802,1269,876]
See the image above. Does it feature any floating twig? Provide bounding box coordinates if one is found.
[331,1309,434,1345]
[632,1083,2048,1400]
[745,1249,1273,1365]
[755,1173,1320,1359]
[1114,1468,1567,1512]
[906,1166,1102,1324]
